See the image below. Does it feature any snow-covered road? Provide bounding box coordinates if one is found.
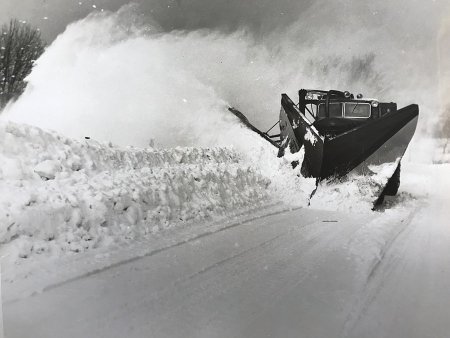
[347,184,450,338]
[4,186,449,338]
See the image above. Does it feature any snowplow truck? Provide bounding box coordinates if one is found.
[229,89,419,204]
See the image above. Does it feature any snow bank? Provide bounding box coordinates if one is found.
[0,121,272,262]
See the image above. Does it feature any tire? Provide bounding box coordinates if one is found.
[383,163,401,196]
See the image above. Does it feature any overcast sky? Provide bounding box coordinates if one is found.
[1,0,447,45]
[0,0,318,42]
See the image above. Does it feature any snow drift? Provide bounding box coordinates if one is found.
[0,121,275,262]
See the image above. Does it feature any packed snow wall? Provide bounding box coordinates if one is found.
[0,122,278,261]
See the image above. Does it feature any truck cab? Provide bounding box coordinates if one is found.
[297,89,397,136]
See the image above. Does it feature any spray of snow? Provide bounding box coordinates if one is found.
[2,2,444,145]
[0,2,444,161]
[310,159,401,211]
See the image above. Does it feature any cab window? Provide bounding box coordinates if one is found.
[317,103,343,118]
[344,103,371,118]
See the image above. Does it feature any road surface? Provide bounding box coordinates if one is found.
[3,195,450,338]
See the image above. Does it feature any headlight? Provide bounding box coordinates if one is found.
[357,93,363,99]
[371,100,379,107]
[305,93,314,100]
[344,91,351,98]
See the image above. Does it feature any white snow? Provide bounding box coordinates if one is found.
[304,129,318,146]
[309,162,399,212]
[0,121,274,266]
[433,138,450,163]
[34,160,62,180]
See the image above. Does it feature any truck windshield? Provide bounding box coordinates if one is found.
[317,103,342,118]
[344,103,371,118]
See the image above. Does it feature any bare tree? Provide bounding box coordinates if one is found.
[0,19,45,108]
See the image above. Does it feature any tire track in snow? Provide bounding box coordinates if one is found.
[5,204,300,305]
[341,202,423,337]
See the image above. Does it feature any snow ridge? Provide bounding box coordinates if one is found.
[0,122,270,261]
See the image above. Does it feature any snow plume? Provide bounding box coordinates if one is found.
[2,1,445,146]
[2,6,245,148]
